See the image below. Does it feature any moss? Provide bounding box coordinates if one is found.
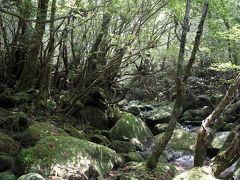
[110,112,153,143]
[17,136,123,178]
[109,140,136,153]
[63,124,87,140]
[0,171,17,180]
[0,132,20,155]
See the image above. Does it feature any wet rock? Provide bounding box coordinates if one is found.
[18,173,44,180]
[109,140,136,153]
[0,132,20,155]
[110,112,152,143]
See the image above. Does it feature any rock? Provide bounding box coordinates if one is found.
[234,166,240,179]
[110,112,153,143]
[173,166,218,180]
[156,129,197,153]
[90,134,110,146]
[79,107,109,129]
[18,173,44,180]
[116,162,176,179]
[63,124,86,140]
[21,121,68,146]
[0,93,33,108]
[0,171,17,180]
[181,106,211,123]
[222,123,236,131]
[129,138,144,151]
[122,152,143,162]
[0,155,14,172]
[143,103,174,128]
[211,132,229,149]
[154,123,169,134]
[109,140,136,153]
[0,132,20,155]
[17,136,123,178]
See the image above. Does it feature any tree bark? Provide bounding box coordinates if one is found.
[146,0,191,169]
[17,0,49,91]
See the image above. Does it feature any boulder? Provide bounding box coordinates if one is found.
[110,112,153,143]
[0,171,17,180]
[181,106,211,123]
[211,132,229,149]
[154,123,169,134]
[90,134,110,146]
[17,136,123,179]
[0,132,20,155]
[18,173,44,180]
[109,140,136,153]
[21,121,68,146]
[122,152,143,162]
[79,107,109,129]
[143,103,174,128]
[173,167,218,180]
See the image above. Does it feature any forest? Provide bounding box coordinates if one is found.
[0,0,239,179]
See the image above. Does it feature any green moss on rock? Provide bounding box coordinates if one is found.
[110,112,153,143]
[0,132,20,155]
[109,140,136,153]
[17,136,123,178]
[0,171,17,180]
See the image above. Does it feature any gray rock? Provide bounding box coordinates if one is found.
[18,173,44,180]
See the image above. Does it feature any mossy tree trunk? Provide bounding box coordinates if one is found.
[194,73,240,167]
[17,0,49,91]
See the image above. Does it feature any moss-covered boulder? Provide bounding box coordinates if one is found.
[109,140,136,153]
[80,107,109,129]
[0,171,17,180]
[0,132,20,155]
[90,134,110,146]
[21,121,68,146]
[156,129,197,153]
[211,132,229,149]
[173,167,219,180]
[63,124,86,140]
[110,112,153,143]
[18,173,44,180]
[116,162,176,180]
[17,136,123,179]
[122,152,143,162]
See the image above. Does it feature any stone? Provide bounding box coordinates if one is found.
[18,173,44,180]
[90,134,110,146]
[154,123,169,134]
[79,107,109,129]
[143,103,174,127]
[0,171,17,180]
[110,112,153,143]
[0,132,20,155]
[17,136,123,179]
[173,166,219,180]
[21,121,68,146]
[122,152,143,162]
[0,93,33,108]
[109,140,136,153]
[211,132,229,149]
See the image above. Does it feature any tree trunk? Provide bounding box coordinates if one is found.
[194,73,240,167]
[146,0,191,169]
[17,0,49,91]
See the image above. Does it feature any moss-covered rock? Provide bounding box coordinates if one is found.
[110,112,152,143]
[211,132,229,149]
[90,134,110,146]
[63,124,86,140]
[0,171,17,180]
[173,167,219,180]
[80,106,109,129]
[21,121,68,146]
[122,152,143,162]
[109,140,136,153]
[155,129,197,153]
[18,173,44,180]
[17,136,123,179]
[0,132,20,155]
[116,162,176,180]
